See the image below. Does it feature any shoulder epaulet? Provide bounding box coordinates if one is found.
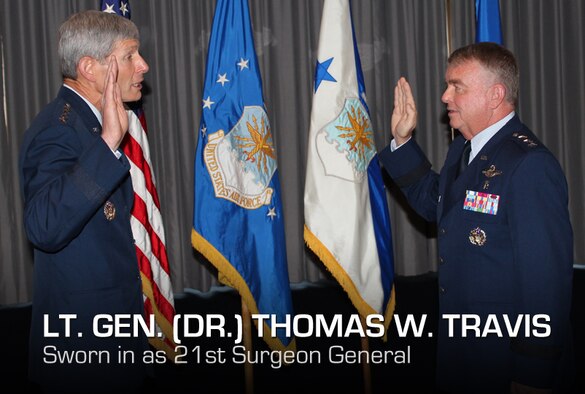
[510,132,539,150]
[58,103,72,124]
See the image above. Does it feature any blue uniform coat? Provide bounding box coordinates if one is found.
[379,115,573,393]
[19,86,150,392]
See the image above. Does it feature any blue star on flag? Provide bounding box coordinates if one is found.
[314,57,337,93]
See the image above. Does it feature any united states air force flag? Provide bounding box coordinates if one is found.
[192,0,295,352]
[304,0,395,336]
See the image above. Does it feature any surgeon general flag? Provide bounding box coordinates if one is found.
[192,0,295,352]
[304,0,396,335]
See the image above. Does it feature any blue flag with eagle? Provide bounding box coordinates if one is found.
[475,0,503,44]
[192,0,295,352]
[304,0,395,337]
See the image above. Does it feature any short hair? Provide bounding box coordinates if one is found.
[448,42,519,105]
[58,10,139,79]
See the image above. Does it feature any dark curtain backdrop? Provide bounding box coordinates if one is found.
[1,0,583,304]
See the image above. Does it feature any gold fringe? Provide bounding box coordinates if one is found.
[140,272,178,360]
[304,225,396,341]
[147,337,177,360]
[192,229,297,353]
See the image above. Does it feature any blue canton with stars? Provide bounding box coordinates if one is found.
[100,0,131,18]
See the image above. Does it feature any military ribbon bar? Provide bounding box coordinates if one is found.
[463,190,500,215]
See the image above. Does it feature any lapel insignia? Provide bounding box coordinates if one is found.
[480,155,488,161]
[104,201,116,221]
[483,180,490,190]
[469,227,487,246]
[482,165,502,178]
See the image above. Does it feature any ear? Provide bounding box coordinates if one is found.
[77,56,99,82]
[488,83,507,109]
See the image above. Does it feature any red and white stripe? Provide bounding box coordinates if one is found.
[124,110,176,355]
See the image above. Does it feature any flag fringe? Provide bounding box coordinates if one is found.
[304,225,395,341]
[140,272,177,360]
[147,337,177,361]
[192,229,297,353]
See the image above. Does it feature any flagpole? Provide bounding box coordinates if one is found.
[241,297,254,394]
[444,0,453,56]
[444,0,455,141]
[360,316,372,394]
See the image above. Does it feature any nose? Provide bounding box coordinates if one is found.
[441,87,451,104]
[137,53,149,74]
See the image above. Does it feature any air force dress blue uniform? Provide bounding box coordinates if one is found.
[379,115,573,393]
[19,86,150,392]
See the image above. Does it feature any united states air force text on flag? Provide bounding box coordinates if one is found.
[192,0,295,352]
[304,0,395,336]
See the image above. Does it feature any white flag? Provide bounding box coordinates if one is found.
[304,0,395,332]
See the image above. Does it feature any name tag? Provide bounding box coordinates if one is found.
[463,190,500,215]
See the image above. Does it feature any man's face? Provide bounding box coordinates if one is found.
[101,39,149,102]
[441,59,496,140]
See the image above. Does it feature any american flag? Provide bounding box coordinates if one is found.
[101,0,176,357]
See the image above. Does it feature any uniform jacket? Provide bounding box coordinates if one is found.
[379,115,574,393]
[19,86,150,392]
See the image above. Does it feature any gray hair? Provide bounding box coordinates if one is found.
[58,10,139,79]
[448,42,519,106]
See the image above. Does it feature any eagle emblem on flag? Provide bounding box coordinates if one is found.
[203,105,276,209]
[316,98,375,183]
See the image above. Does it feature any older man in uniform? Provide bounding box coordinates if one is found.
[380,43,573,393]
[19,10,151,393]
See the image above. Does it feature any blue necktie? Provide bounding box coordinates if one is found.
[457,141,471,177]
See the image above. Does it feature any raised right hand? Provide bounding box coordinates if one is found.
[101,56,129,152]
[391,77,417,146]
